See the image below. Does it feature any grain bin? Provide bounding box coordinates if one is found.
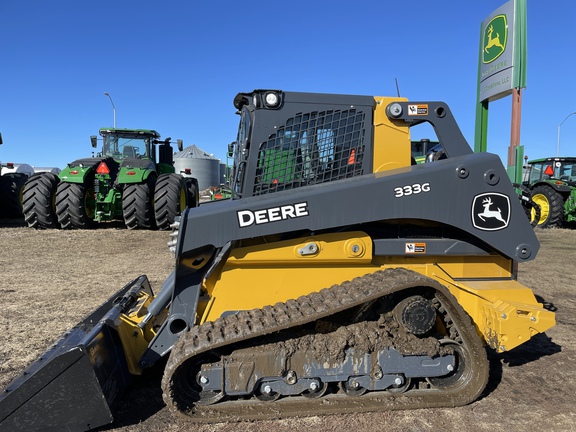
[174,145,220,191]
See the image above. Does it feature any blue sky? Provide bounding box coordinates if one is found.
[1,1,575,170]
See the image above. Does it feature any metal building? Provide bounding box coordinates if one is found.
[174,145,221,191]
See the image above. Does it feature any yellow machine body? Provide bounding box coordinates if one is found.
[198,232,554,353]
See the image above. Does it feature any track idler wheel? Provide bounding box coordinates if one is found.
[183,353,225,406]
[426,340,468,390]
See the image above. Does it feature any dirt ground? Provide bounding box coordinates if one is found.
[0,220,574,432]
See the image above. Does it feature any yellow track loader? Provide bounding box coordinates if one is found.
[0,90,555,431]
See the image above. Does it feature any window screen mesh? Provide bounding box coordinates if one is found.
[254,109,366,195]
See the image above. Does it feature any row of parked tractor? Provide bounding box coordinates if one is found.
[0,128,199,230]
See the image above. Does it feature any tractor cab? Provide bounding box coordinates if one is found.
[92,128,182,174]
[94,128,160,163]
[524,157,576,187]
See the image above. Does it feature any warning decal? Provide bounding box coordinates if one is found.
[408,104,428,115]
[405,243,426,253]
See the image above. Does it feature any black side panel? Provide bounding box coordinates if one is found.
[177,151,539,263]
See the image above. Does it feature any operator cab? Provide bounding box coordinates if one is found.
[230,90,370,197]
[95,128,161,162]
[524,157,576,186]
[102,132,153,160]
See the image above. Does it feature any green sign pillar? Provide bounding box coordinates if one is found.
[474,0,527,183]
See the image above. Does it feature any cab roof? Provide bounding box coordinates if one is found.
[99,128,160,138]
[527,157,576,164]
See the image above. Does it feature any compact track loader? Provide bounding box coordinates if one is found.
[0,91,555,431]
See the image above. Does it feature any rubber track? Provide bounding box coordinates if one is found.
[162,268,489,423]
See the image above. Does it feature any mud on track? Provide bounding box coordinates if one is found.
[0,221,574,432]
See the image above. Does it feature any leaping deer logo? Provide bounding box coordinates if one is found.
[485,25,504,54]
[478,197,506,224]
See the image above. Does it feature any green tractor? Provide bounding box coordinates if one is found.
[22,128,198,230]
[411,138,438,164]
[522,156,576,228]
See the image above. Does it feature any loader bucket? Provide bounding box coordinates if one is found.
[0,275,152,432]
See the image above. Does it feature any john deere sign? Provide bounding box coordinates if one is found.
[478,0,526,102]
[474,0,528,177]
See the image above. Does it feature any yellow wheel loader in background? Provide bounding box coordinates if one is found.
[0,90,555,431]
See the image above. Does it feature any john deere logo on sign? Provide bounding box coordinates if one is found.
[483,14,508,64]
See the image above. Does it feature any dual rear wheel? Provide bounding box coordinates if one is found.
[22,172,60,228]
[153,173,189,230]
[56,182,95,229]
[122,173,189,230]
[23,172,189,230]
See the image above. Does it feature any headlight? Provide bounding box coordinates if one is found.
[264,91,280,107]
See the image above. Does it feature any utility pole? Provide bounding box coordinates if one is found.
[557,111,576,157]
[104,92,116,128]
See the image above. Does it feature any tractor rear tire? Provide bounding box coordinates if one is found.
[187,178,199,208]
[154,173,188,230]
[530,185,565,228]
[0,173,28,218]
[21,172,60,228]
[56,182,96,229]
[123,176,156,230]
